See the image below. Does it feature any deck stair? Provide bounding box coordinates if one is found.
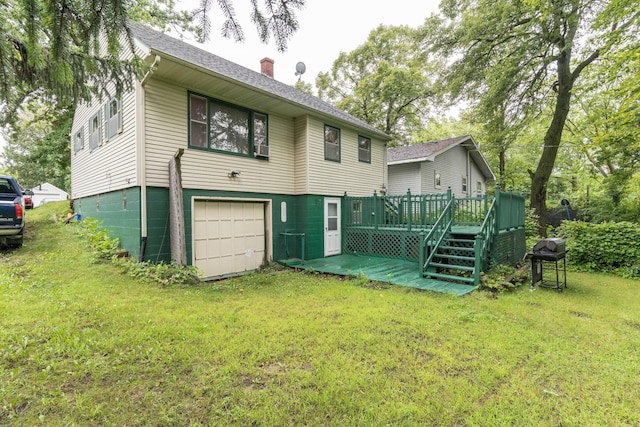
[424,233,476,284]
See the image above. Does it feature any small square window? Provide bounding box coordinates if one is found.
[324,125,340,162]
[358,136,371,163]
[434,171,441,189]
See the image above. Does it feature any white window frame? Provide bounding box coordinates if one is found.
[434,171,441,189]
[462,176,468,194]
[89,111,102,150]
[107,97,123,139]
[73,128,84,153]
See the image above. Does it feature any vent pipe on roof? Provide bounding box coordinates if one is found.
[261,57,274,78]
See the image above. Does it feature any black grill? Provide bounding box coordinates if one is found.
[527,238,567,291]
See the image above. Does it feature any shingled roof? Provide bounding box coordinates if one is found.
[127,21,390,140]
[388,135,496,181]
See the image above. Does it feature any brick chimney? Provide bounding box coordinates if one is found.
[260,57,274,78]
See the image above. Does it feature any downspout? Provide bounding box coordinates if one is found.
[138,54,161,261]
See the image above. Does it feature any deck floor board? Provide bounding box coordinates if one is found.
[279,254,477,296]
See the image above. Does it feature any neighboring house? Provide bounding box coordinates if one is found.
[70,22,391,279]
[28,182,69,207]
[387,135,495,197]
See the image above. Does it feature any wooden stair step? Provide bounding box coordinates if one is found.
[433,253,475,262]
[440,245,474,252]
[424,272,475,283]
[430,262,475,272]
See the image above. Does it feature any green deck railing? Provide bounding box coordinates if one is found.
[419,197,454,275]
[343,187,526,280]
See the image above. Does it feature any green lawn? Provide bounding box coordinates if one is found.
[1,202,639,426]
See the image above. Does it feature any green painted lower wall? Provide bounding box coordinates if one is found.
[179,191,330,264]
[74,187,338,266]
[74,188,142,259]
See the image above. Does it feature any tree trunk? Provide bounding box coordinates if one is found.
[529,55,574,236]
[499,149,506,190]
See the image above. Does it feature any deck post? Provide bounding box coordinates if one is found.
[494,184,501,230]
[407,188,412,232]
[419,230,425,275]
[474,234,483,286]
[373,190,378,230]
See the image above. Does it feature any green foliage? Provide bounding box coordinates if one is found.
[557,221,640,278]
[111,257,200,287]
[480,264,528,293]
[316,25,440,143]
[525,208,543,250]
[77,218,200,286]
[77,218,122,262]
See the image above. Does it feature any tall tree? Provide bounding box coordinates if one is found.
[316,25,440,144]
[0,0,304,121]
[426,0,639,234]
[1,97,72,190]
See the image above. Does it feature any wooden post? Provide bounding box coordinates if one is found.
[168,149,186,265]
[474,234,483,286]
[373,190,378,230]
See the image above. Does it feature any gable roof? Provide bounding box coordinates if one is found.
[127,22,391,141]
[387,135,496,181]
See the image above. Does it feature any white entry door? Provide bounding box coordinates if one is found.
[324,198,341,256]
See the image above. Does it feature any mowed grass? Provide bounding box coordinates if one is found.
[1,202,639,426]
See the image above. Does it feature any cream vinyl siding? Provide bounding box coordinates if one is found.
[70,88,138,199]
[388,163,421,195]
[144,80,296,193]
[306,119,385,197]
[293,116,309,194]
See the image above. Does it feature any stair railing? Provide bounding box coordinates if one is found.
[473,198,498,285]
[419,196,454,275]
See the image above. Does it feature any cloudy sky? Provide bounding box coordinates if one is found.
[178,0,440,85]
[0,0,441,159]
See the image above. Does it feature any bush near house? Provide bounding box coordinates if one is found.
[557,221,640,278]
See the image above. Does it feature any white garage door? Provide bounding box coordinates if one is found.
[193,201,265,278]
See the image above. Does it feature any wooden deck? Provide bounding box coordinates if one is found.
[279,254,477,296]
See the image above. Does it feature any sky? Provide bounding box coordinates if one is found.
[0,0,442,160]
[177,0,440,86]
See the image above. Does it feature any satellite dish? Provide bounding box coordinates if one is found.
[295,61,306,76]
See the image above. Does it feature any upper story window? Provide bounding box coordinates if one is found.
[73,128,84,153]
[107,97,122,139]
[89,112,102,150]
[189,93,268,157]
[324,125,340,162]
[358,135,371,163]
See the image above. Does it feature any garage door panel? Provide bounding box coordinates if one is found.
[194,200,266,278]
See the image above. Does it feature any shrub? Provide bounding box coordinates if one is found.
[76,218,200,286]
[557,221,640,278]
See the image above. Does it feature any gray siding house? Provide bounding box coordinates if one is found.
[387,135,495,197]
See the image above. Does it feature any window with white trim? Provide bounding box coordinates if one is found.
[462,176,468,194]
[477,181,483,196]
[107,97,122,139]
[358,135,371,163]
[74,128,84,153]
[434,171,441,189]
[324,125,340,162]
